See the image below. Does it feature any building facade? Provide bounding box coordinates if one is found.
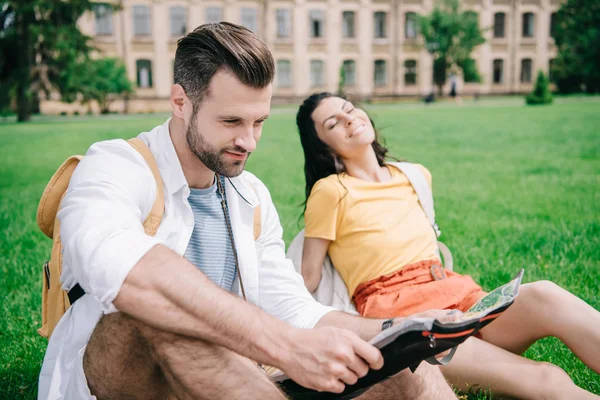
[41,0,563,114]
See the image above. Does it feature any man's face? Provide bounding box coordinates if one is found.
[186,70,272,177]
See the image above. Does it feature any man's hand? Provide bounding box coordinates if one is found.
[280,327,384,393]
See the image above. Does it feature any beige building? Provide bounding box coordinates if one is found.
[42,0,563,114]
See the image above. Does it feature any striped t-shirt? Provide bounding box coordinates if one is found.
[183,177,236,291]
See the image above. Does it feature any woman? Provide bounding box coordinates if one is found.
[297,92,600,399]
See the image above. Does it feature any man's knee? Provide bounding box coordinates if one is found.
[84,313,170,400]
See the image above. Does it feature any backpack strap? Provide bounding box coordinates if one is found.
[388,162,453,270]
[37,156,84,239]
[127,138,164,235]
[388,162,440,238]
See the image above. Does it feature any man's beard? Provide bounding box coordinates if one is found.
[185,118,249,178]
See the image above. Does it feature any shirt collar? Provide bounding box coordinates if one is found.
[153,118,188,196]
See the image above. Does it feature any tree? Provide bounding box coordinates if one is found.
[0,0,97,122]
[526,70,553,105]
[551,0,600,94]
[62,58,133,114]
[419,0,485,96]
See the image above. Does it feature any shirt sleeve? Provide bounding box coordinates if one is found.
[304,179,342,241]
[248,177,336,329]
[58,139,164,314]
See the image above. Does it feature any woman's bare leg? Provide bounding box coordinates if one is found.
[479,280,600,372]
[441,337,599,400]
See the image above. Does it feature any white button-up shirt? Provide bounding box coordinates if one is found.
[38,119,335,400]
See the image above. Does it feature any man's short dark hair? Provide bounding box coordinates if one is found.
[174,22,275,111]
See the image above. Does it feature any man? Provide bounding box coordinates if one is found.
[38,23,457,399]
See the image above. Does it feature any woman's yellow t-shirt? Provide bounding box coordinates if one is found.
[304,164,439,298]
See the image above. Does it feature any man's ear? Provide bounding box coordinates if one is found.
[171,84,187,118]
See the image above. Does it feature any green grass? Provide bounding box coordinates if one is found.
[1,97,599,398]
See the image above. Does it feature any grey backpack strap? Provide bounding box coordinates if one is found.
[389,162,440,237]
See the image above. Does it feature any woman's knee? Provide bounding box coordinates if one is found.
[522,280,562,307]
[534,362,574,399]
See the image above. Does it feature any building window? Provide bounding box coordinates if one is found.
[241,8,257,32]
[342,11,355,38]
[550,12,558,38]
[343,60,356,87]
[374,60,387,87]
[132,5,151,36]
[276,60,292,88]
[493,12,505,38]
[310,60,324,87]
[404,60,417,86]
[493,59,504,84]
[309,10,325,38]
[521,59,532,83]
[94,4,113,36]
[374,11,387,38]
[205,7,222,24]
[169,7,186,37]
[405,12,417,39]
[522,12,535,37]
[276,9,291,38]
[548,58,555,82]
[136,59,153,88]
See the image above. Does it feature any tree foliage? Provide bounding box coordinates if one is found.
[0,0,96,121]
[526,70,553,105]
[551,0,600,93]
[419,0,485,95]
[62,58,133,114]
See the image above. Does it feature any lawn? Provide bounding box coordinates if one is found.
[1,97,599,398]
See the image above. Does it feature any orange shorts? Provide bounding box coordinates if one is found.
[353,260,487,319]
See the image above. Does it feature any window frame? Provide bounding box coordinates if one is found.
[132,5,151,37]
[493,12,505,38]
[405,12,418,39]
[374,59,388,87]
[136,59,153,88]
[404,59,417,86]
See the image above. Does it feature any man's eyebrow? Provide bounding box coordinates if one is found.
[217,115,270,121]
[323,101,348,127]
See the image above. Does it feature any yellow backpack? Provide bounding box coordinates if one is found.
[36,138,165,338]
[36,138,262,339]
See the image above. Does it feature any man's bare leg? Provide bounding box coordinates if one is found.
[356,362,457,400]
[83,313,286,400]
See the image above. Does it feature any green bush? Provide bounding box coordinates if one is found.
[526,70,553,105]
